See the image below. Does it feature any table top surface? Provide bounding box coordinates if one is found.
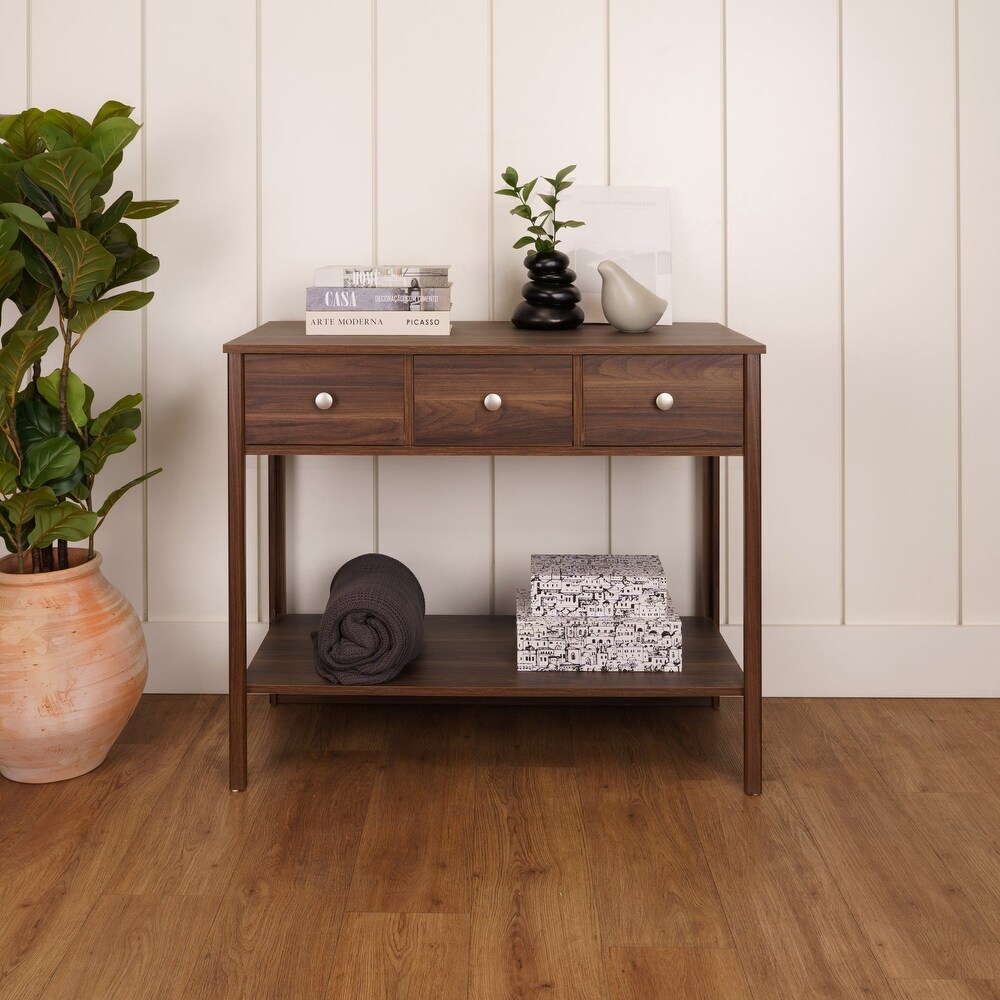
[224,320,766,355]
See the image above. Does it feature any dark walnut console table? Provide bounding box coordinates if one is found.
[224,321,765,794]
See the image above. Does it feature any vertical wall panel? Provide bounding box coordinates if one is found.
[842,0,959,624]
[376,0,491,613]
[959,0,1000,623]
[379,458,491,614]
[726,0,842,624]
[30,0,145,612]
[260,0,375,614]
[145,0,257,621]
[608,0,724,616]
[0,0,27,336]
[494,457,609,615]
[492,0,608,610]
[0,1,26,110]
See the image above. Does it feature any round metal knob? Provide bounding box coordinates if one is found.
[483,393,502,412]
[314,392,334,410]
[655,392,674,411]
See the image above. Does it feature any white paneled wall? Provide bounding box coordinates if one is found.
[2,0,997,693]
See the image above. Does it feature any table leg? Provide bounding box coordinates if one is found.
[267,455,286,707]
[703,456,721,709]
[743,355,762,795]
[268,455,286,623]
[228,354,248,791]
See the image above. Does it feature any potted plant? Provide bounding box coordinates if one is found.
[495,164,585,330]
[0,101,177,782]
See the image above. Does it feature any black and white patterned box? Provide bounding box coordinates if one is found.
[529,553,669,619]
[515,589,682,672]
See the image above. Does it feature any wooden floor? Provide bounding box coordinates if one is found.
[1,697,1000,999]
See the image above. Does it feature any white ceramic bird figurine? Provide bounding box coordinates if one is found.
[597,260,668,333]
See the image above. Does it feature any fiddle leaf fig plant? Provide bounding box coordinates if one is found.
[495,163,584,255]
[0,101,177,573]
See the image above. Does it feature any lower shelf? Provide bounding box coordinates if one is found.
[246,614,744,699]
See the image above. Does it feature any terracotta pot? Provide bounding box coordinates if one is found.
[0,549,147,783]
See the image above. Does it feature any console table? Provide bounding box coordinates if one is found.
[224,321,764,794]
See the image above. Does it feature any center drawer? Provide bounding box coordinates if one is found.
[414,355,573,446]
[244,355,405,446]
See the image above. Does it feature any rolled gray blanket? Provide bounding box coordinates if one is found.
[312,553,425,685]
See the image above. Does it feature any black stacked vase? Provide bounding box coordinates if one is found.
[511,250,584,331]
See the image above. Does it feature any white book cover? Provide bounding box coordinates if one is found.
[306,311,451,335]
[557,185,672,325]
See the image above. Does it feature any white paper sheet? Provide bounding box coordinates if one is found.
[558,185,672,325]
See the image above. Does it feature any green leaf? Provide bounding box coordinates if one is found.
[512,236,534,249]
[84,117,140,167]
[502,166,518,187]
[555,164,576,182]
[15,167,63,218]
[93,101,135,128]
[0,461,16,494]
[0,218,19,255]
[123,199,178,220]
[0,109,44,160]
[101,223,138,261]
[560,219,585,228]
[0,249,23,302]
[509,204,532,220]
[90,393,143,439]
[91,151,122,199]
[57,228,117,303]
[19,241,60,291]
[19,224,72,283]
[37,369,87,432]
[0,164,19,203]
[10,288,55,334]
[543,176,558,188]
[494,188,518,197]
[527,226,548,236]
[23,148,103,225]
[95,468,161,519]
[40,109,92,143]
[27,504,98,548]
[539,193,558,210]
[0,326,59,425]
[88,190,132,238]
[22,436,81,488]
[15,397,60,452]
[1,487,56,526]
[521,177,538,201]
[68,290,153,335]
[105,248,158,291]
[0,201,47,229]
[37,124,76,152]
[44,461,85,498]
[81,427,135,476]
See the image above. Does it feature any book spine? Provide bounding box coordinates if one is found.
[306,286,451,311]
[314,265,450,287]
[305,311,451,335]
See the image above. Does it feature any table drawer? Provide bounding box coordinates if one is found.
[583,354,743,447]
[414,355,573,446]
[244,355,405,446]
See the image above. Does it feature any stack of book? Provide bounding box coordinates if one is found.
[515,554,683,672]
[306,264,452,335]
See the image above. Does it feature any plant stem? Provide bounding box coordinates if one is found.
[58,538,68,570]
[57,314,71,434]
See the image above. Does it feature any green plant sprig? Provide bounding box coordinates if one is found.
[495,164,584,255]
